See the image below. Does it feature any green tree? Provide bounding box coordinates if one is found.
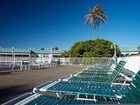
[41,48,45,50]
[69,39,120,57]
[69,41,86,57]
[61,50,69,57]
[85,4,107,39]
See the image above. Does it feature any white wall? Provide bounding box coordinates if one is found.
[118,55,140,73]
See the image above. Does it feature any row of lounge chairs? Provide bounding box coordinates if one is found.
[3,55,140,104]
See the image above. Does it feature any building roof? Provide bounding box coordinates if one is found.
[31,49,62,54]
[14,48,30,53]
[31,49,46,54]
[120,47,138,52]
[0,47,62,54]
[0,48,31,53]
[0,48,12,53]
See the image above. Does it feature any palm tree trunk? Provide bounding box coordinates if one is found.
[93,28,96,39]
[93,24,96,39]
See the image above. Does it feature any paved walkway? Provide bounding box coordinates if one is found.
[0,65,86,104]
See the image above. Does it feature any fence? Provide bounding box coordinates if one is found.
[0,56,30,72]
[0,57,111,72]
[60,57,110,65]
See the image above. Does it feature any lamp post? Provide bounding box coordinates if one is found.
[111,45,117,57]
[51,47,54,58]
[114,45,117,57]
[111,44,117,65]
[12,47,15,70]
[138,46,140,54]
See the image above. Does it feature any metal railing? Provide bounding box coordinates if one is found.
[0,57,112,71]
[60,57,110,65]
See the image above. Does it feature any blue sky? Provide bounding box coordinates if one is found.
[0,0,140,50]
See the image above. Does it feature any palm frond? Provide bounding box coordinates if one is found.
[95,14,106,23]
[85,4,108,39]
[85,4,107,26]
[84,14,93,24]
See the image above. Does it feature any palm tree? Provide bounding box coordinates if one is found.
[85,4,107,39]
